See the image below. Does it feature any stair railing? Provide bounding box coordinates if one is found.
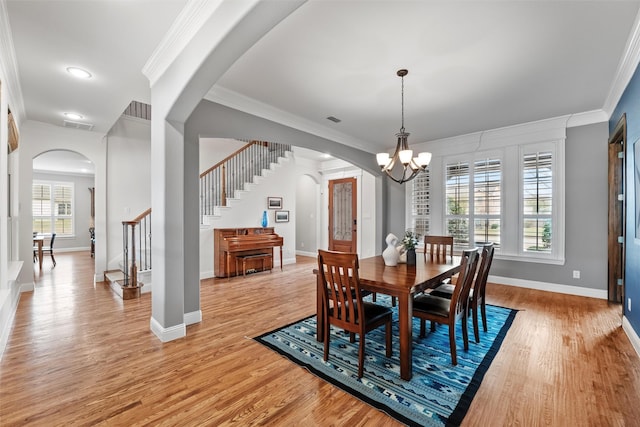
[199,140,291,222]
[122,208,151,287]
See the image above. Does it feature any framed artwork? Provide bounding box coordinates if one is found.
[275,210,289,223]
[268,197,282,209]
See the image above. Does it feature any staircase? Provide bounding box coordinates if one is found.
[104,140,292,298]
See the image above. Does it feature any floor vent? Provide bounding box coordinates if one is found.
[63,120,94,131]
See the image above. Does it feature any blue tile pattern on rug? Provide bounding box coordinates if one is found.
[255,295,517,427]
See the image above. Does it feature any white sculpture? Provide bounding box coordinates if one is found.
[382,233,402,266]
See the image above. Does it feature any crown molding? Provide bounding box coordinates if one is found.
[0,0,26,127]
[205,85,377,153]
[142,0,226,87]
[602,7,640,117]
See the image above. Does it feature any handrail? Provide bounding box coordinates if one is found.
[199,140,291,222]
[121,208,152,287]
[131,208,152,223]
[200,141,267,178]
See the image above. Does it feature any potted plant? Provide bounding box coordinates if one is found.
[402,230,419,265]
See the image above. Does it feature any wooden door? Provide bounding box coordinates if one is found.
[608,114,626,304]
[328,177,357,252]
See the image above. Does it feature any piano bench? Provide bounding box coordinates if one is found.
[235,253,273,277]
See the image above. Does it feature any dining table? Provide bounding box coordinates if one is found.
[316,253,461,380]
[33,235,44,270]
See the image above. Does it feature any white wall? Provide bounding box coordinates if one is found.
[105,117,152,269]
[199,138,245,173]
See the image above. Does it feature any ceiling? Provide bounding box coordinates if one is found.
[6,1,640,167]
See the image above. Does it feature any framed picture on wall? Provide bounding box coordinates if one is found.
[275,210,289,223]
[268,197,282,209]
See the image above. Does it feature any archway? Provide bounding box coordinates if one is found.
[32,150,95,269]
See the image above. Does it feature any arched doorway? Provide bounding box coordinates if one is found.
[32,150,95,267]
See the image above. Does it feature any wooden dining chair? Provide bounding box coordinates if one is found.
[42,233,57,267]
[431,243,495,343]
[412,248,479,365]
[424,235,454,260]
[317,249,393,378]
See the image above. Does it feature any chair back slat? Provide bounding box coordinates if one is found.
[424,235,454,260]
[449,248,479,318]
[474,243,495,301]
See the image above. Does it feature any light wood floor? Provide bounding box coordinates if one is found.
[1,252,639,426]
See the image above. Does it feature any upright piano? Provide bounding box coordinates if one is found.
[214,227,284,278]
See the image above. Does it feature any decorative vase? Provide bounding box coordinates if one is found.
[382,233,400,266]
[406,248,416,265]
[261,210,268,227]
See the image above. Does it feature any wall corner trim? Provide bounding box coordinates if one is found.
[184,310,202,326]
[622,316,640,359]
[150,317,186,342]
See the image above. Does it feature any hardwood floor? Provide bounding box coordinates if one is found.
[1,252,639,426]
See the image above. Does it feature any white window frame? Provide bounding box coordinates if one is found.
[443,151,503,250]
[32,180,75,237]
[516,141,565,263]
[406,125,565,265]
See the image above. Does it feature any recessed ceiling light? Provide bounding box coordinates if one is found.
[66,67,92,79]
[64,112,84,120]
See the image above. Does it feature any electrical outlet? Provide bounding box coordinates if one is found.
[628,298,632,312]
[572,270,580,279]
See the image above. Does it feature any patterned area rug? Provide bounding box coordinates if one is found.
[255,295,517,426]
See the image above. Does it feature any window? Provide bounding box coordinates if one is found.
[409,170,430,238]
[445,162,470,246]
[406,121,564,264]
[33,181,74,236]
[522,151,553,253]
[473,158,501,247]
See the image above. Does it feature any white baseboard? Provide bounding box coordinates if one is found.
[54,246,91,253]
[184,310,202,325]
[200,270,215,280]
[489,275,608,299]
[150,317,186,342]
[296,250,316,257]
[623,316,640,358]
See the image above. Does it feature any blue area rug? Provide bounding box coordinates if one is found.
[255,295,517,426]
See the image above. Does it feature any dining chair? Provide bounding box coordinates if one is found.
[431,243,495,343]
[423,235,454,260]
[42,233,57,267]
[317,249,393,378]
[412,248,479,365]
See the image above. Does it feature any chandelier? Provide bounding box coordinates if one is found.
[376,69,431,184]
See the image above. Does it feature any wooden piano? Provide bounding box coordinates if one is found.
[214,227,283,278]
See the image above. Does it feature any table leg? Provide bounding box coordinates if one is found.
[397,293,413,380]
[38,241,43,270]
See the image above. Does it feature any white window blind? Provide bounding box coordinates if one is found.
[409,171,430,238]
[445,162,470,246]
[474,158,501,247]
[522,151,553,253]
[32,181,74,236]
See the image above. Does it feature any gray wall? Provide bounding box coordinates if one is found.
[489,122,609,290]
[295,174,318,255]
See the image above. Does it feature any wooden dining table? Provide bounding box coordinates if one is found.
[33,236,44,270]
[316,254,461,380]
